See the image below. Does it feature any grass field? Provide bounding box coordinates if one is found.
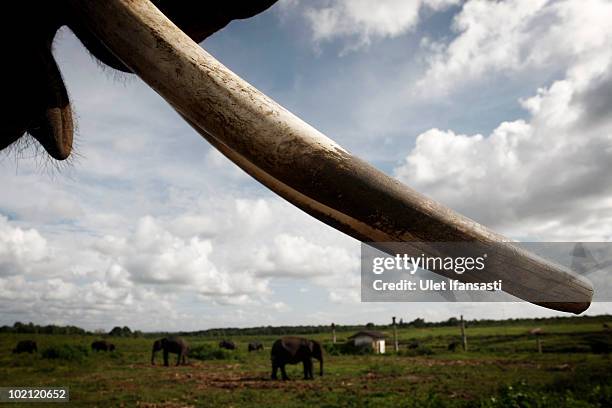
[1,318,611,407]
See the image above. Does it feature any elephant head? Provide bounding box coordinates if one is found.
[1,0,593,313]
[151,338,169,365]
[309,340,323,377]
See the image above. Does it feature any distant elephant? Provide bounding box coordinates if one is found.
[151,337,189,366]
[91,340,115,352]
[12,340,38,354]
[408,340,421,349]
[448,341,460,352]
[248,341,264,352]
[219,340,236,350]
[271,337,323,380]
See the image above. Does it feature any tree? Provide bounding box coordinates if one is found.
[109,326,124,337]
[409,318,426,328]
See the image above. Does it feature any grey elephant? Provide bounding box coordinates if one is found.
[248,341,264,352]
[219,340,236,350]
[12,340,38,354]
[91,340,115,352]
[448,341,460,352]
[271,337,323,380]
[151,337,189,367]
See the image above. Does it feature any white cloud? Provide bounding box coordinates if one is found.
[271,301,291,312]
[0,217,48,276]
[418,0,612,94]
[391,0,612,242]
[395,46,612,240]
[254,233,358,278]
[96,216,271,299]
[304,0,460,52]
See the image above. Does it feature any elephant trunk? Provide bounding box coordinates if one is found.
[65,0,593,313]
[151,349,156,365]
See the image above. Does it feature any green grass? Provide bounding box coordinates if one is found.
[1,320,611,407]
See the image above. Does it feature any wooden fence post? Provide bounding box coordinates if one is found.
[460,315,468,352]
[332,323,336,344]
[392,317,399,352]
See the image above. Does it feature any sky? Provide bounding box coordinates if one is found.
[1,0,612,331]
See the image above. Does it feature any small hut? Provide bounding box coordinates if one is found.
[348,330,386,354]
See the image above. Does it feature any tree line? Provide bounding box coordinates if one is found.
[0,322,143,337]
[2,314,609,336]
[0,322,88,335]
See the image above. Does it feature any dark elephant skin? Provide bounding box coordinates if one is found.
[91,340,116,352]
[1,1,278,160]
[12,340,38,354]
[271,337,323,380]
[248,341,264,352]
[151,337,189,367]
[219,340,236,350]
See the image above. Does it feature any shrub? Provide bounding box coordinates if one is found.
[323,341,373,355]
[108,326,132,337]
[480,377,612,408]
[586,334,612,354]
[189,344,239,361]
[399,345,434,357]
[323,343,342,356]
[344,342,374,355]
[41,345,89,362]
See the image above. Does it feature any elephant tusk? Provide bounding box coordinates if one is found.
[67,0,593,313]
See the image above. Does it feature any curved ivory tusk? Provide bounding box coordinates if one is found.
[67,0,593,313]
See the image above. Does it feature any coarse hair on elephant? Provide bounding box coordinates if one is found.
[151,337,189,367]
[271,337,323,380]
[248,341,264,352]
[91,340,115,352]
[1,1,278,161]
[12,340,38,354]
[219,340,236,350]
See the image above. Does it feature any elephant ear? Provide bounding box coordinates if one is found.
[152,0,279,43]
[4,19,73,160]
[68,0,278,73]
[309,340,322,356]
[280,338,301,355]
